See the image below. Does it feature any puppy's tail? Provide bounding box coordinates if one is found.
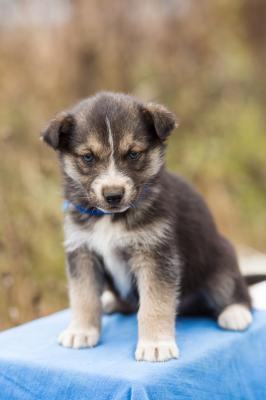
[244,275,266,285]
[238,247,266,309]
[238,246,266,285]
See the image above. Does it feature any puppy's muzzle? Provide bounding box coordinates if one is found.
[102,186,125,206]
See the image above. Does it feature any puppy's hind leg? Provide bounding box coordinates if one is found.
[205,237,252,331]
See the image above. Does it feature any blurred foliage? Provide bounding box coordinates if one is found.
[0,0,265,329]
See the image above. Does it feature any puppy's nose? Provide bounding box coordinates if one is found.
[103,187,125,205]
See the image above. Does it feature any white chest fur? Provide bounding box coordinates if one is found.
[64,215,132,298]
[64,214,170,298]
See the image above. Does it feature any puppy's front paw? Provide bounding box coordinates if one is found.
[58,326,100,349]
[218,304,252,331]
[135,338,180,362]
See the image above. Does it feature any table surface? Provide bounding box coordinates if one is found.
[0,309,266,400]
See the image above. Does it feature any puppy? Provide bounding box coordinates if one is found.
[42,92,252,362]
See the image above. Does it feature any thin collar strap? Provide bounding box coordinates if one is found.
[63,200,112,216]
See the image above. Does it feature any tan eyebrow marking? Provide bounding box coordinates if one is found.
[130,144,147,152]
[77,135,106,156]
[119,133,147,153]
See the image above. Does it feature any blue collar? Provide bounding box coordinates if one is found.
[63,200,112,216]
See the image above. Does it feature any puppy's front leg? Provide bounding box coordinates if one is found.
[58,247,102,349]
[134,253,180,362]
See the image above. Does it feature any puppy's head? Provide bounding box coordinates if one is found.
[42,92,177,213]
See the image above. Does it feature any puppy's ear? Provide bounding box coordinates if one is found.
[41,112,75,150]
[142,103,178,141]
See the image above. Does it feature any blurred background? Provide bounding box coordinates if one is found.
[0,0,265,329]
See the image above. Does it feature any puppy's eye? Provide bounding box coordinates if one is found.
[127,151,141,160]
[82,153,95,164]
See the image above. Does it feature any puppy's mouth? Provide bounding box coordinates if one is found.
[87,195,135,214]
[88,189,140,214]
[97,205,131,214]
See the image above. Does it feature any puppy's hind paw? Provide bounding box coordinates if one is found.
[58,326,100,349]
[135,338,180,362]
[218,304,252,331]
[101,290,120,314]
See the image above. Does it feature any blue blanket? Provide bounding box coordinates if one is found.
[0,310,266,400]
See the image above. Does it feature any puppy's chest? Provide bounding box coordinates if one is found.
[87,217,133,298]
[65,214,168,298]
